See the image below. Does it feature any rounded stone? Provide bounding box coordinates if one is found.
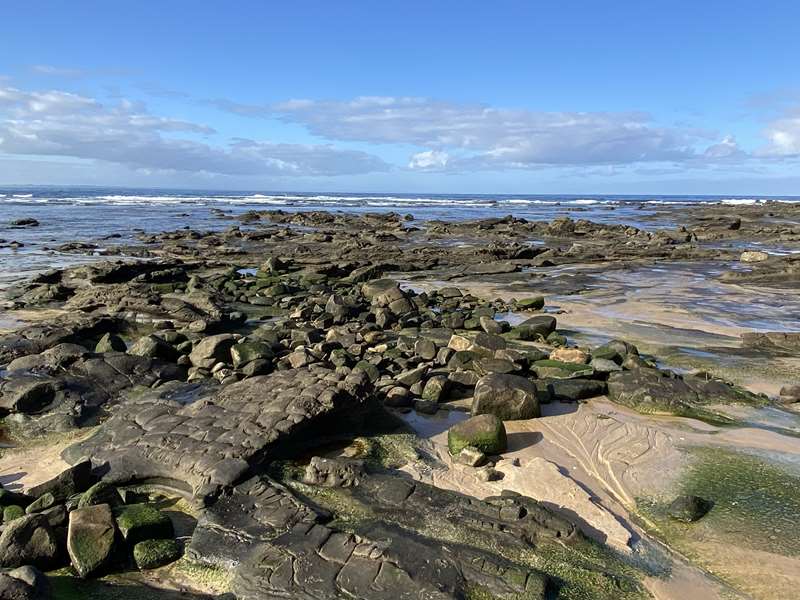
[472,373,542,420]
[133,538,182,570]
[448,414,507,456]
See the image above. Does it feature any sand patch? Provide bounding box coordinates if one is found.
[0,428,96,492]
[402,400,685,553]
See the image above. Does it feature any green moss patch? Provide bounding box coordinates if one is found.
[114,503,174,545]
[639,447,800,558]
[133,539,182,570]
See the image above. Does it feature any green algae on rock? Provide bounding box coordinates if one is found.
[133,539,182,570]
[447,414,507,456]
[114,503,174,546]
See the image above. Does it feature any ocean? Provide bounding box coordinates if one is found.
[2,186,799,298]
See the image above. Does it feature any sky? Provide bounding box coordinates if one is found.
[1,1,799,195]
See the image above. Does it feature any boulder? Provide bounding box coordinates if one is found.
[448,414,507,456]
[439,287,463,298]
[114,504,173,546]
[231,342,275,369]
[0,514,58,569]
[548,347,589,364]
[24,493,55,515]
[668,495,713,522]
[470,332,506,355]
[414,339,437,360]
[447,335,472,352]
[127,335,179,362]
[67,504,116,577]
[414,399,438,414]
[189,334,236,369]
[0,490,31,508]
[0,377,58,414]
[2,506,24,523]
[532,360,594,379]
[519,315,556,336]
[474,358,517,375]
[0,566,51,600]
[78,481,123,509]
[536,379,607,402]
[479,316,507,335]
[589,358,622,374]
[421,375,449,402]
[94,333,127,353]
[9,218,39,228]
[362,279,405,306]
[28,461,95,502]
[133,539,182,570]
[472,373,542,420]
[454,446,487,467]
[740,250,769,263]
[608,367,760,416]
[779,384,800,404]
[514,296,545,310]
[593,340,638,364]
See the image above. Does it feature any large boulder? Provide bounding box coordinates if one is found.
[114,504,173,546]
[133,539,181,570]
[472,373,542,420]
[548,347,589,364]
[532,360,594,379]
[94,333,127,353]
[607,367,759,414]
[230,342,274,369]
[28,461,95,502]
[127,335,179,362]
[0,566,51,600]
[67,504,116,577]
[536,379,607,403]
[0,377,59,414]
[517,315,557,338]
[78,481,123,509]
[0,514,59,569]
[448,414,507,456]
[361,279,406,306]
[189,334,236,369]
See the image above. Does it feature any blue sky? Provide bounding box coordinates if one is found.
[1,1,799,194]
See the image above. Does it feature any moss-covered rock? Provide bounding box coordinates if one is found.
[95,332,127,353]
[667,495,713,522]
[514,296,545,310]
[472,373,542,420]
[25,492,55,515]
[114,503,173,545]
[67,504,116,577]
[448,414,507,456]
[230,341,274,368]
[133,538,182,570]
[2,505,25,523]
[532,359,594,379]
[78,481,123,509]
[353,361,379,383]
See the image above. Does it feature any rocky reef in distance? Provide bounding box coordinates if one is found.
[1,205,799,600]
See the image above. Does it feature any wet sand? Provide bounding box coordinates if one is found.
[395,259,800,600]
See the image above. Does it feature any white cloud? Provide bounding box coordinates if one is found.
[269,96,704,169]
[759,110,800,156]
[704,135,742,158]
[409,149,449,170]
[31,65,87,78]
[0,85,388,177]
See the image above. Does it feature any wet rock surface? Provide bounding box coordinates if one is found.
[1,206,794,599]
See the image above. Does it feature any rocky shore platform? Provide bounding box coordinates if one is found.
[1,205,799,599]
